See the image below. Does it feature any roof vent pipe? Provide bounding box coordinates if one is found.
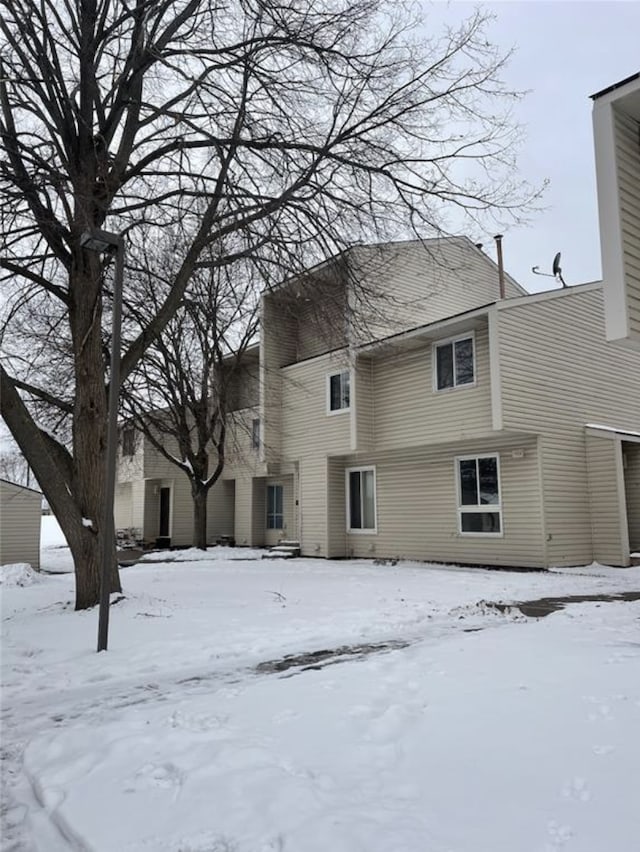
[494,234,505,300]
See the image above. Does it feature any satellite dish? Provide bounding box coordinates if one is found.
[553,252,567,288]
[532,251,567,287]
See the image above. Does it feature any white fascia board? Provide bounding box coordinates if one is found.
[592,96,629,343]
[585,424,640,443]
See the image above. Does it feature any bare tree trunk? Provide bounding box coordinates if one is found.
[193,487,208,550]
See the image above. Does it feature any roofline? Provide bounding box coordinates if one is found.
[590,71,640,101]
[495,280,602,311]
[0,478,42,495]
[359,302,494,354]
[360,280,602,353]
[262,235,527,298]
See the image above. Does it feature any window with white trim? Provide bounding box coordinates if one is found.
[456,454,502,534]
[346,467,376,532]
[266,484,284,529]
[435,334,475,390]
[121,427,136,457]
[251,418,260,450]
[328,370,350,413]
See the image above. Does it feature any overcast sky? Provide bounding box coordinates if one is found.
[431,0,639,293]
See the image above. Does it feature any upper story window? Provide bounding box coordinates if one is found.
[121,427,136,457]
[434,333,475,391]
[456,454,502,535]
[327,369,351,414]
[251,418,260,450]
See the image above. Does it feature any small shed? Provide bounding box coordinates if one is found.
[0,479,42,570]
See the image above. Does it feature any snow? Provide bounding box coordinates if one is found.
[3,530,640,851]
[39,514,73,574]
[82,517,94,528]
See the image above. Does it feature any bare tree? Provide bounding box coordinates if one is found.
[0,448,36,489]
[0,0,536,609]
[122,248,259,549]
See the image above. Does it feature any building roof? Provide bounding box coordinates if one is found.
[590,71,640,101]
[0,478,42,496]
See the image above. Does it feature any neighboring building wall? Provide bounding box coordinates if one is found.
[498,285,640,566]
[0,481,41,569]
[585,433,627,565]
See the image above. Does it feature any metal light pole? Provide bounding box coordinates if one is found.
[80,228,124,652]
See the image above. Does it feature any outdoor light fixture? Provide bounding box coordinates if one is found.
[80,227,125,653]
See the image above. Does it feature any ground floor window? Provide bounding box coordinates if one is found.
[456,454,502,534]
[346,467,376,532]
[266,484,284,529]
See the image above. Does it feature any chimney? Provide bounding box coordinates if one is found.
[494,234,505,300]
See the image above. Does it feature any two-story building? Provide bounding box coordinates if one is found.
[116,234,640,568]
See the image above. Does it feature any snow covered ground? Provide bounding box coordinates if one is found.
[2,521,640,851]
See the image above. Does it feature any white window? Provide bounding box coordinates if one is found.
[266,484,283,529]
[251,418,260,450]
[346,467,376,533]
[121,427,136,457]
[456,454,502,535]
[327,370,351,413]
[434,333,475,391]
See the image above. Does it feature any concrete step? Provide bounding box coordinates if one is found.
[262,541,301,559]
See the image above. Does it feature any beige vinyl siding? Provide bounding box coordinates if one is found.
[624,443,640,552]
[260,295,296,462]
[615,109,640,339]
[338,437,543,567]
[280,353,352,459]
[142,481,159,544]
[327,458,347,558]
[167,475,192,547]
[130,480,145,536]
[114,483,133,529]
[372,323,493,450]
[298,457,329,556]
[227,353,260,412]
[234,476,255,547]
[498,286,640,566]
[224,408,264,476]
[294,278,348,362]
[252,479,266,547]
[0,481,41,569]
[354,356,374,452]
[207,479,235,541]
[348,238,522,344]
[585,434,626,565]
